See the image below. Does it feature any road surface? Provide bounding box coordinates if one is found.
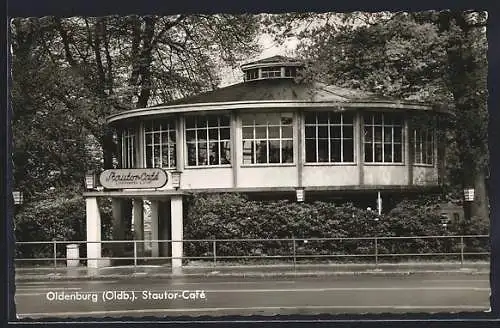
[15,272,490,318]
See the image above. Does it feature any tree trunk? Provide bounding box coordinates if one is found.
[470,166,489,225]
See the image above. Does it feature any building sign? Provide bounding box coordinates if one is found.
[99,168,168,189]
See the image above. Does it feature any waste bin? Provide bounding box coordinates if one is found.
[66,244,80,267]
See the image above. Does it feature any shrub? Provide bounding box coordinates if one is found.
[183,193,489,262]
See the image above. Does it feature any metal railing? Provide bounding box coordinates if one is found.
[14,235,490,269]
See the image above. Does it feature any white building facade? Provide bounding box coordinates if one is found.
[83,56,449,272]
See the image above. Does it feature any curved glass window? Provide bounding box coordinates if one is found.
[305,112,354,163]
[144,119,176,169]
[413,128,434,165]
[364,113,403,163]
[242,112,294,164]
[185,114,231,166]
[261,67,282,78]
[121,128,136,168]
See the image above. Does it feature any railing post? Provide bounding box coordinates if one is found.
[213,240,217,267]
[374,237,379,268]
[292,237,297,272]
[133,240,137,267]
[53,240,57,269]
[460,236,464,267]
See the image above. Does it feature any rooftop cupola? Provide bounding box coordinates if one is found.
[240,55,305,82]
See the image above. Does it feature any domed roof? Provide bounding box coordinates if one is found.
[152,79,383,106]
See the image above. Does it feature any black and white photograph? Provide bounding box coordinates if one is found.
[9,9,492,320]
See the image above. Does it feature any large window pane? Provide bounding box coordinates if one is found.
[242,127,253,139]
[209,128,219,141]
[330,126,341,139]
[143,119,176,169]
[197,141,208,165]
[256,140,267,163]
[318,126,328,138]
[282,140,293,163]
[282,126,293,138]
[255,127,267,138]
[317,112,329,124]
[242,112,294,164]
[268,126,280,138]
[364,143,373,162]
[221,141,231,164]
[383,144,392,162]
[305,126,316,138]
[413,128,433,165]
[394,144,403,162]
[364,113,403,163]
[185,114,231,166]
[318,139,329,162]
[343,139,354,162]
[269,140,280,163]
[186,130,196,142]
[220,128,230,140]
[242,140,253,164]
[305,139,317,162]
[187,142,197,166]
[330,140,341,162]
[343,126,353,139]
[208,142,219,165]
[305,112,354,163]
[364,126,373,142]
[375,143,383,162]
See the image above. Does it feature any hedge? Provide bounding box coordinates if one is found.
[183,193,489,263]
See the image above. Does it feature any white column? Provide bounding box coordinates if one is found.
[86,197,102,268]
[171,195,183,275]
[133,199,144,257]
[150,200,159,257]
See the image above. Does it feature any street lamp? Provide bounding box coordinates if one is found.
[85,172,97,190]
[463,188,475,202]
[12,191,23,205]
[171,171,181,189]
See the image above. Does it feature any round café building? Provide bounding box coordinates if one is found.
[83,55,448,271]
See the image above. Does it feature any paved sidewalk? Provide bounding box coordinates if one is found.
[14,261,490,282]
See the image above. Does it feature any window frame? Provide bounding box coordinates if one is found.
[413,127,435,166]
[304,111,356,165]
[143,118,177,169]
[260,67,283,79]
[184,114,232,168]
[363,112,404,165]
[241,112,295,166]
[121,127,136,168]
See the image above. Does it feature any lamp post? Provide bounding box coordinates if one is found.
[463,187,475,234]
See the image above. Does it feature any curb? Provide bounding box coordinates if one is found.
[15,269,490,282]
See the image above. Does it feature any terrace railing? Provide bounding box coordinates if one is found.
[14,235,490,269]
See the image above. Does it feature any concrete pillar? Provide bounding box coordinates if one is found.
[111,198,125,258]
[150,200,159,257]
[133,199,144,259]
[159,201,171,258]
[86,197,101,268]
[170,195,183,275]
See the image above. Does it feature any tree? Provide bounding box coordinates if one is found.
[11,14,260,197]
[10,14,260,243]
